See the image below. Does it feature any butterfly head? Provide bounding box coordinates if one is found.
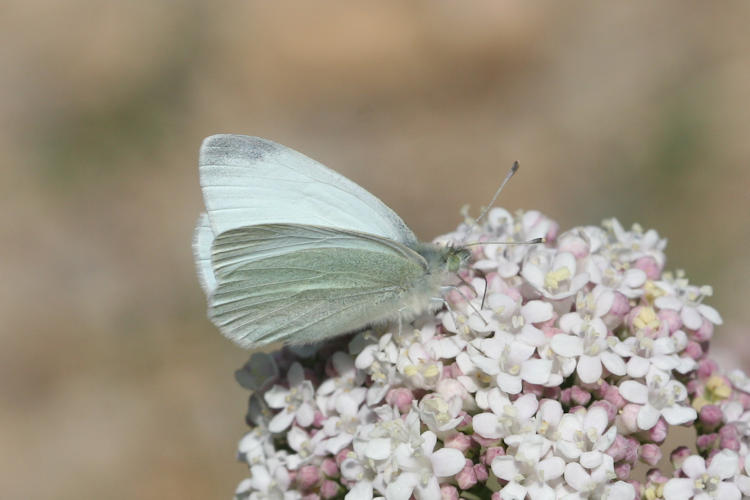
[444,245,472,273]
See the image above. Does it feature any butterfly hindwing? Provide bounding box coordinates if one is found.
[208,224,430,347]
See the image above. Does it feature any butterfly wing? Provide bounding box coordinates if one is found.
[208,224,432,347]
[199,134,418,246]
[193,213,217,295]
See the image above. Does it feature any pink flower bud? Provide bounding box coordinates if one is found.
[320,458,338,478]
[696,433,718,451]
[699,404,723,429]
[623,437,640,464]
[634,256,662,279]
[693,319,714,342]
[386,388,414,414]
[441,485,459,500]
[646,468,669,483]
[523,382,545,398]
[320,480,339,499]
[658,309,682,333]
[313,411,326,428]
[482,446,505,466]
[614,462,631,480]
[445,432,473,452]
[684,341,704,360]
[560,388,573,406]
[297,465,320,490]
[602,383,626,409]
[648,418,668,444]
[606,435,630,462]
[456,459,478,489]
[570,386,592,406]
[698,359,718,379]
[491,492,503,500]
[671,447,691,469]
[640,443,662,466]
[608,291,631,319]
[474,463,489,482]
[720,424,740,451]
[335,448,351,466]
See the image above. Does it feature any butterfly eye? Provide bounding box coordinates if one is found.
[446,250,469,273]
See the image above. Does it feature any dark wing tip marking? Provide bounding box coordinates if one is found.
[200,135,281,163]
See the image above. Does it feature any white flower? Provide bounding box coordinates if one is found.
[551,315,626,384]
[395,341,443,390]
[491,434,565,500]
[485,292,553,347]
[562,455,633,499]
[728,369,750,393]
[471,334,552,393]
[735,455,750,497]
[555,406,617,469]
[472,388,538,439]
[663,450,740,500]
[619,367,696,430]
[316,351,367,415]
[417,393,463,436]
[285,425,327,470]
[522,248,590,301]
[343,409,465,500]
[601,218,666,268]
[236,455,295,500]
[654,271,723,330]
[264,362,317,433]
[613,331,696,378]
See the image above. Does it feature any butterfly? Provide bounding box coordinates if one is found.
[193,134,474,348]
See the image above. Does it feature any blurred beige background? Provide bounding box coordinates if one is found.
[1,1,749,498]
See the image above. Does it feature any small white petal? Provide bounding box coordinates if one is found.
[346,481,374,500]
[583,406,609,436]
[521,359,553,385]
[564,462,590,492]
[580,450,602,469]
[577,355,603,384]
[637,404,661,430]
[663,478,694,500]
[606,481,636,500]
[681,306,703,330]
[296,402,314,427]
[499,481,527,500]
[365,438,391,460]
[661,405,697,426]
[655,296,682,311]
[264,385,291,409]
[473,413,502,439]
[497,373,523,394]
[600,351,626,376]
[538,456,565,481]
[714,482,741,500]
[386,472,418,500]
[624,268,647,288]
[514,393,540,420]
[682,455,707,477]
[268,408,296,433]
[492,456,520,481]
[522,300,554,323]
[626,356,650,378]
[431,447,466,477]
[618,380,648,404]
[698,304,723,325]
[707,450,739,479]
[550,334,584,357]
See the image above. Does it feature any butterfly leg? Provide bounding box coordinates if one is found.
[431,297,460,333]
[396,306,408,336]
[440,286,488,326]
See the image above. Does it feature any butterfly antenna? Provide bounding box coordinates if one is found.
[479,274,488,309]
[475,161,520,224]
[463,237,545,247]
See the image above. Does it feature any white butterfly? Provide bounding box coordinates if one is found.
[194,135,470,348]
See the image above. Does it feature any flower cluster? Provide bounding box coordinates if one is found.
[231,209,750,500]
